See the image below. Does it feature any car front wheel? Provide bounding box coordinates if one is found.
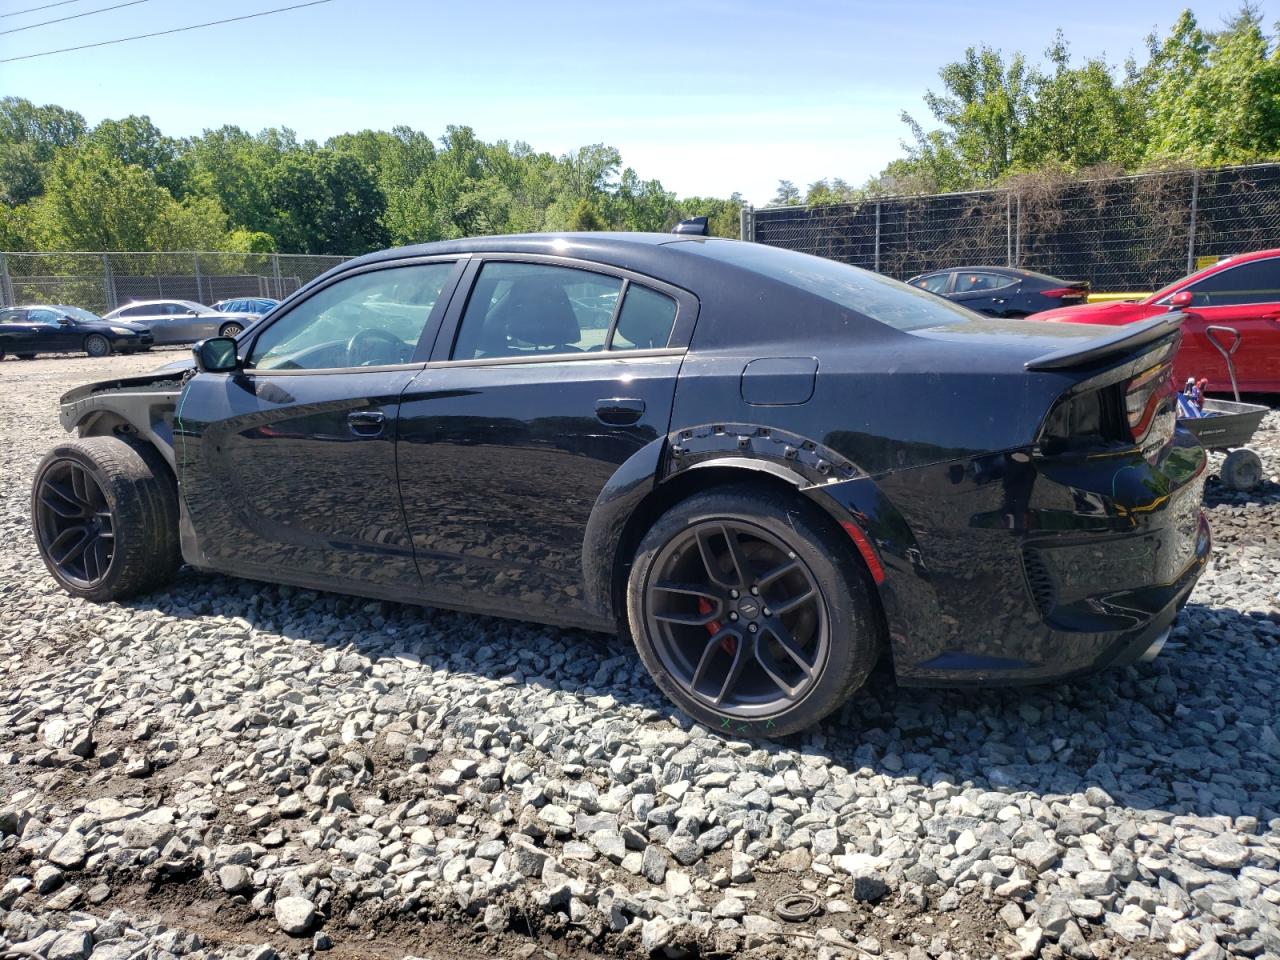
[627,485,883,737]
[84,334,111,357]
[31,436,181,602]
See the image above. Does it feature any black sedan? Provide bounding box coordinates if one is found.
[32,235,1207,736]
[0,305,153,359]
[908,266,1090,317]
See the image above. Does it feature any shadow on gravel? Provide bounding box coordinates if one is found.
[120,562,1280,828]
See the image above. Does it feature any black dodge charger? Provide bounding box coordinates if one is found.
[32,234,1209,736]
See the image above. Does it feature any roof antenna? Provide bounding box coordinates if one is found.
[671,216,709,236]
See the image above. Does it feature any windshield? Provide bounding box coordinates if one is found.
[675,239,974,332]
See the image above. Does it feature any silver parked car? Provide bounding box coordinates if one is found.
[101,300,256,344]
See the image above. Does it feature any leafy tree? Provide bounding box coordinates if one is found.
[0,142,44,206]
[771,180,802,205]
[0,97,86,162]
[265,149,388,254]
[86,115,186,195]
[569,198,606,231]
[805,178,862,206]
[30,144,225,251]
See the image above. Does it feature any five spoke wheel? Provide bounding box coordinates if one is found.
[34,459,115,587]
[644,519,829,718]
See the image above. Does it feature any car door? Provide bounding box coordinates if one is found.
[1176,256,1280,390]
[28,308,73,352]
[951,271,1018,316]
[0,308,31,354]
[396,256,696,627]
[175,257,465,591]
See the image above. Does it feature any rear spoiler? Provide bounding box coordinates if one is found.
[1025,312,1183,371]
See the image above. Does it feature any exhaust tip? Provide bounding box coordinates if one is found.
[1139,627,1172,663]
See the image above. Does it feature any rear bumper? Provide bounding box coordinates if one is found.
[875,429,1211,687]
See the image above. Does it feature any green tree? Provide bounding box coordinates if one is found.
[265,149,388,254]
[569,198,606,230]
[86,115,186,195]
[31,144,225,250]
[771,180,802,205]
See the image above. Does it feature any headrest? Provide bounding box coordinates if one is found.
[494,279,580,348]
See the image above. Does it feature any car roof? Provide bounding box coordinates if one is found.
[1146,246,1280,301]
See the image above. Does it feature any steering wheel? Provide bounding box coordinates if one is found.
[345,327,407,367]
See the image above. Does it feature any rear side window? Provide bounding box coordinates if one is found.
[452,262,623,359]
[955,272,1013,293]
[451,262,680,359]
[612,285,677,349]
[1185,258,1280,306]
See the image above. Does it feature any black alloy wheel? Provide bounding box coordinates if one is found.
[628,485,883,737]
[34,458,115,588]
[645,519,829,717]
[31,437,182,601]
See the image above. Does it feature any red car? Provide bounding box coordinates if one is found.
[1033,249,1280,393]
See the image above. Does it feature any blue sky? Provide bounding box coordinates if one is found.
[0,0,1264,204]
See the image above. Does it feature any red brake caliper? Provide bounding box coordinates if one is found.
[698,598,736,654]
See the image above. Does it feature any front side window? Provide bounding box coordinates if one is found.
[954,272,1013,293]
[452,262,622,359]
[249,262,454,371]
[29,309,60,326]
[1184,258,1280,307]
[912,273,950,294]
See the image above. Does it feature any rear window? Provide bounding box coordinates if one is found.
[676,240,973,332]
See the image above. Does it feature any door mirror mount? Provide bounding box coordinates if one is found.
[1169,290,1194,310]
[58,316,74,326]
[193,336,241,373]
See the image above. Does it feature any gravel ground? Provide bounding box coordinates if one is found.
[1,351,1277,960]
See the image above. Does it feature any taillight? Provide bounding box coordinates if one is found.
[1040,286,1087,299]
[1124,362,1173,444]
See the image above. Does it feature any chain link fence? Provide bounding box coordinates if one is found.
[747,163,1280,291]
[0,251,349,314]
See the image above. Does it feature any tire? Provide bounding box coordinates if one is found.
[219,322,243,337]
[17,353,36,360]
[31,436,181,602]
[1221,448,1263,492]
[626,484,883,737]
[84,334,111,358]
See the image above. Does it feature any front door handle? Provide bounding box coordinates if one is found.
[347,410,386,437]
[595,397,645,426]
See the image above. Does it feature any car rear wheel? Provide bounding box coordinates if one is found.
[17,353,36,360]
[627,485,882,737]
[219,322,243,337]
[31,436,181,602]
[84,334,111,358]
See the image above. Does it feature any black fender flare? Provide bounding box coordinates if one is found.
[581,424,944,666]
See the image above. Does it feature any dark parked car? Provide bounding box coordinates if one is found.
[0,304,153,359]
[102,299,256,343]
[212,297,279,316]
[908,266,1090,317]
[31,235,1209,736]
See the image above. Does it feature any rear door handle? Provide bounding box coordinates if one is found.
[347,410,386,437]
[595,397,645,426]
